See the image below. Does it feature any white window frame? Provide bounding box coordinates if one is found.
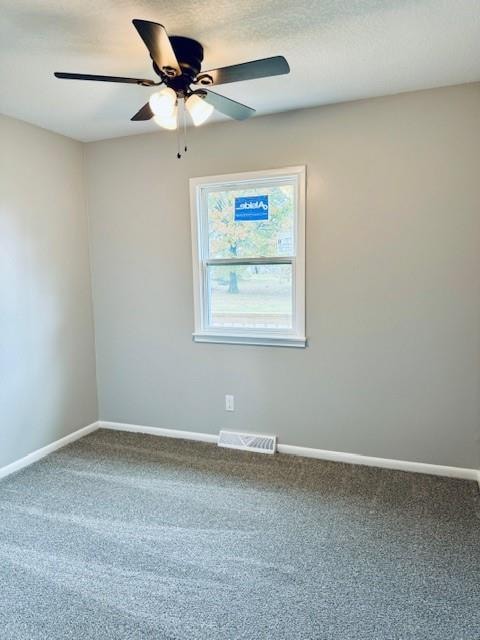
[189,166,306,348]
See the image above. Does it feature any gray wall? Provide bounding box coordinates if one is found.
[0,115,98,467]
[86,83,480,469]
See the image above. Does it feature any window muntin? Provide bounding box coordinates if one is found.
[190,167,306,347]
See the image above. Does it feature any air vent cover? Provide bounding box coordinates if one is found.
[218,430,277,455]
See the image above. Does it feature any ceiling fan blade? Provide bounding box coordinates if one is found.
[196,56,289,87]
[132,19,181,78]
[203,90,255,121]
[54,72,156,86]
[131,102,154,121]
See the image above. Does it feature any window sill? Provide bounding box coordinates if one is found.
[192,333,307,348]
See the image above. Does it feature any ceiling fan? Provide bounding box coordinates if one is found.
[55,19,290,141]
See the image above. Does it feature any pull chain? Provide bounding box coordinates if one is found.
[176,99,188,159]
[183,98,188,153]
[176,110,181,159]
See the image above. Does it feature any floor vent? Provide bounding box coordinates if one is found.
[218,430,277,455]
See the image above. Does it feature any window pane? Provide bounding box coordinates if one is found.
[206,182,295,259]
[207,264,293,330]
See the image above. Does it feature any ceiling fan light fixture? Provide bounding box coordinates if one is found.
[154,106,178,130]
[149,87,177,117]
[186,93,214,126]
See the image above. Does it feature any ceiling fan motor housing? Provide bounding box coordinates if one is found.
[154,36,204,93]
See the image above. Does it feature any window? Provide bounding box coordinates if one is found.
[190,166,306,347]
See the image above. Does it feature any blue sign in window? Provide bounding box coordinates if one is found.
[234,195,269,221]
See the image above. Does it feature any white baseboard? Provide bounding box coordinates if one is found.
[99,420,479,484]
[0,421,100,481]
[100,421,218,444]
[276,443,479,482]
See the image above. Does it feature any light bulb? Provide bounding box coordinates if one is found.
[149,88,177,117]
[154,105,178,130]
[186,93,214,126]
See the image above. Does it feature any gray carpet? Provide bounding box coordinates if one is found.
[0,429,479,640]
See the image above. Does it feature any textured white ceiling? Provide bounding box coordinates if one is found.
[1,0,479,141]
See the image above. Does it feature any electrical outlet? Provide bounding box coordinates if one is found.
[225,395,234,411]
